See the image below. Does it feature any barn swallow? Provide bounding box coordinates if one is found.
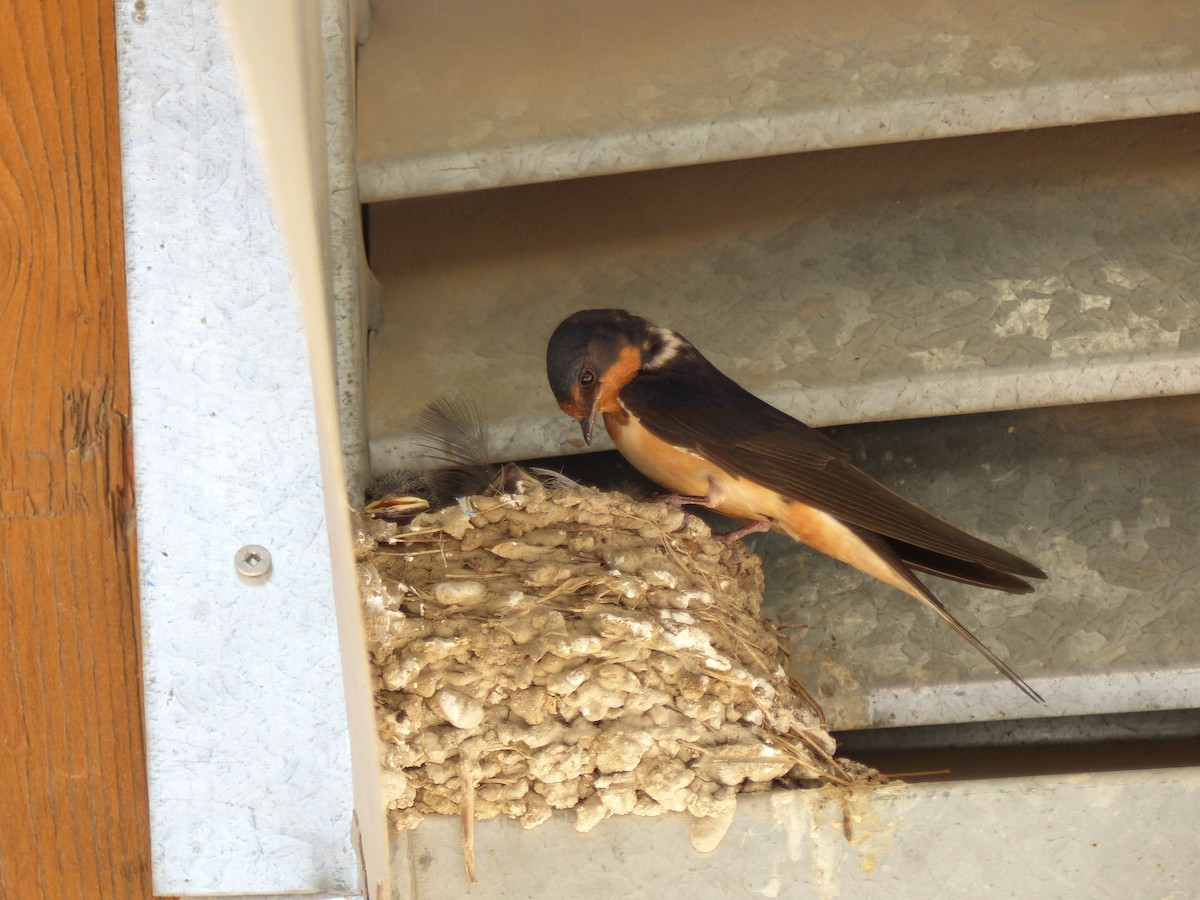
[546,308,1047,702]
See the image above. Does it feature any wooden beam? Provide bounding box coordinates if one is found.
[0,1,157,896]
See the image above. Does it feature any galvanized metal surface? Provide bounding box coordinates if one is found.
[753,396,1200,730]
[395,767,1200,898]
[324,0,373,501]
[117,0,360,893]
[357,0,1200,199]
[366,116,1200,471]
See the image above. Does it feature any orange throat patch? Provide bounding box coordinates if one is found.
[596,345,642,415]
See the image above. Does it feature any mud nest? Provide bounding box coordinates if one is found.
[356,471,875,853]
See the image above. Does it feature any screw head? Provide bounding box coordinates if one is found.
[235,544,272,579]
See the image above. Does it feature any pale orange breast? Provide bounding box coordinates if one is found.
[603,409,716,500]
[604,406,923,602]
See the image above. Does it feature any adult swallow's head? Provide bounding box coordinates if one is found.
[547,308,686,444]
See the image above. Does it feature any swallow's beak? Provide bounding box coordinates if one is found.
[580,404,599,446]
[364,495,431,517]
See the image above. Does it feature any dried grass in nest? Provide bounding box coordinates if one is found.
[356,472,877,867]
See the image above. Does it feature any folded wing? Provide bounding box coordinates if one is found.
[621,348,1045,588]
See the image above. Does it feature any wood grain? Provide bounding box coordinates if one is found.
[0,1,157,896]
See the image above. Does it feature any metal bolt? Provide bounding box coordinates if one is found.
[235,544,272,579]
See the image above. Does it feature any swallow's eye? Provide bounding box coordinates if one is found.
[580,369,595,385]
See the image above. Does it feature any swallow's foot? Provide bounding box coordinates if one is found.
[656,492,712,509]
[715,520,772,548]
